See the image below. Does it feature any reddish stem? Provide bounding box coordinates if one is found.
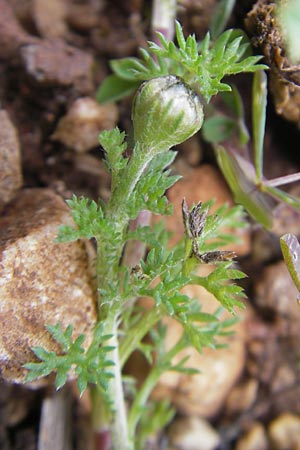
[94,430,111,450]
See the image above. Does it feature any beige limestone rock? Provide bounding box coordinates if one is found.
[271,364,297,393]
[254,260,300,337]
[32,0,68,39]
[0,110,23,213]
[0,188,97,383]
[235,422,269,450]
[268,413,300,450]
[52,97,118,152]
[168,416,220,450]
[225,378,259,415]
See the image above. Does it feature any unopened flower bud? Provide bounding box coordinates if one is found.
[132,75,204,153]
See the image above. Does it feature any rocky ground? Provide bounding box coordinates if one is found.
[1,1,300,450]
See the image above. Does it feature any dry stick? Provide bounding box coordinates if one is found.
[37,386,72,450]
[151,0,177,41]
[122,210,152,269]
[263,172,300,187]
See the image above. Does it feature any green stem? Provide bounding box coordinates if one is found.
[95,144,161,314]
[106,315,132,450]
[128,366,162,441]
[120,307,162,368]
[91,143,167,450]
[91,311,132,450]
[90,385,109,440]
[182,237,197,277]
[107,143,160,222]
[127,337,187,440]
[95,145,159,315]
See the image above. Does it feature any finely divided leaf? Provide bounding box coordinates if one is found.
[97,21,267,104]
[24,323,115,397]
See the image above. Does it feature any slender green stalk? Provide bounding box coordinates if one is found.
[105,316,132,450]
[90,385,107,432]
[95,144,161,314]
[128,366,162,442]
[182,238,195,277]
[107,144,160,222]
[252,70,267,183]
[92,143,166,449]
[120,307,162,368]
[127,338,187,440]
[90,311,131,450]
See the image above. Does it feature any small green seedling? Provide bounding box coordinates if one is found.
[24,22,266,450]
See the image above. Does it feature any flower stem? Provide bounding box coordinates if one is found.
[127,337,187,440]
[91,143,164,450]
[120,307,162,368]
[90,313,132,450]
[128,366,162,441]
[106,144,158,223]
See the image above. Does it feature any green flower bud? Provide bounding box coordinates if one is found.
[132,75,204,153]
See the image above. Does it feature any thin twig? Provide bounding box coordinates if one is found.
[121,210,152,269]
[151,0,177,41]
[264,172,300,187]
[37,386,72,450]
